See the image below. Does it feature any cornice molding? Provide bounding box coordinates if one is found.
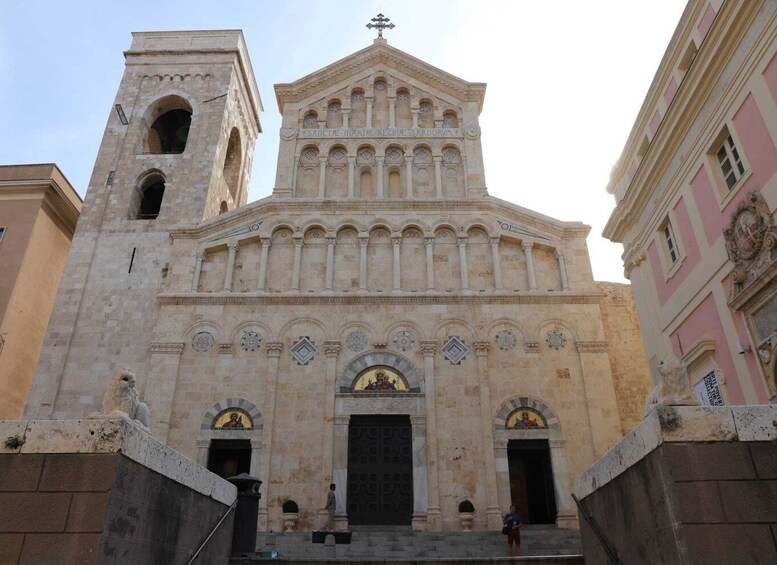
[157,292,604,307]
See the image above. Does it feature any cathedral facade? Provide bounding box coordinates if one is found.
[25,30,651,532]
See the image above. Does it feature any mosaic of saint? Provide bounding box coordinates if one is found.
[212,408,253,430]
[506,407,547,429]
[353,367,408,392]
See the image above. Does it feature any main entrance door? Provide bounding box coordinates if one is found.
[508,439,557,524]
[347,415,413,525]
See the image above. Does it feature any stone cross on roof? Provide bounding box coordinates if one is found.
[366,13,395,39]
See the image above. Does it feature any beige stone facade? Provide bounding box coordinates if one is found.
[0,164,81,419]
[25,31,651,532]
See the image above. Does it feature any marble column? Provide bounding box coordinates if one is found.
[191,250,205,292]
[257,238,270,292]
[433,156,443,199]
[249,438,262,478]
[549,438,577,529]
[321,341,341,485]
[223,242,238,292]
[342,108,350,129]
[522,242,537,290]
[494,438,511,512]
[411,108,419,129]
[366,98,373,129]
[291,238,303,292]
[258,342,283,531]
[388,96,396,128]
[195,439,210,467]
[458,237,470,292]
[425,237,435,291]
[347,156,356,198]
[556,250,569,290]
[410,415,429,531]
[473,342,503,529]
[490,238,504,292]
[405,152,413,199]
[358,237,368,292]
[392,236,402,292]
[376,156,385,199]
[324,237,335,293]
[420,341,441,530]
[332,415,350,530]
[318,156,327,199]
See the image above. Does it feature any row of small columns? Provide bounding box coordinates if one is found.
[294,151,464,200]
[318,97,449,130]
[192,238,571,293]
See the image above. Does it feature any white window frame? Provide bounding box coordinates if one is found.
[0,226,5,243]
[658,216,684,278]
[708,126,751,208]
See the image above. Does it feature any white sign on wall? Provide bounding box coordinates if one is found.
[694,370,724,406]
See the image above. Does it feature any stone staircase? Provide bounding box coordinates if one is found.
[231,525,584,563]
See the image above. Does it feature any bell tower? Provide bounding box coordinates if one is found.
[26,31,262,418]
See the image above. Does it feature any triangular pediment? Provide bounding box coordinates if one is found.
[275,40,486,112]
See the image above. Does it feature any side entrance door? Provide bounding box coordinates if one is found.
[347,415,413,525]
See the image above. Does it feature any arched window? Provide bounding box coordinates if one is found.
[131,172,166,220]
[303,110,318,129]
[147,110,191,153]
[219,201,228,214]
[223,128,242,200]
[443,110,458,128]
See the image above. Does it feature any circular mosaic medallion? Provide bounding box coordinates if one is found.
[387,149,402,161]
[304,150,317,160]
[304,115,317,127]
[358,150,373,161]
[374,81,386,91]
[495,330,517,351]
[328,103,341,113]
[393,330,416,352]
[352,93,364,102]
[192,331,214,353]
[241,331,263,352]
[397,93,408,102]
[415,149,429,161]
[346,330,368,352]
[331,150,345,161]
[419,102,432,114]
[443,114,457,127]
[443,149,457,162]
[546,330,567,350]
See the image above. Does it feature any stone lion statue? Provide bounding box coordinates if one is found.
[102,367,150,429]
[645,354,699,415]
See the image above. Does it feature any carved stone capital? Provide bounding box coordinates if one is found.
[196,439,211,449]
[196,250,206,260]
[324,340,341,356]
[227,242,239,252]
[335,415,350,426]
[522,242,534,252]
[260,238,271,248]
[150,341,185,355]
[359,238,369,248]
[548,438,566,448]
[424,237,435,246]
[494,439,508,450]
[372,342,387,349]
[326,237,336,247]
[419,341,437,356]
[293,238,304,248]
[473,341,491,356]
[489,237,500,247]
[410,415,426,427]
[457,237,468,247]
[266,342,284,357]
[576,340,609,353]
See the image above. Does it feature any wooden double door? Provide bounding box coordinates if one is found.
[347,415,413,525]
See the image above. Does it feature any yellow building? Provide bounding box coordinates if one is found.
[0,164,81,418]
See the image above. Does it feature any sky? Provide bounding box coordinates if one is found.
[0,0,688,283]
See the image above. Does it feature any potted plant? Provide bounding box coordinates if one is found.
[282,499,299,532]
[457,499,475,531]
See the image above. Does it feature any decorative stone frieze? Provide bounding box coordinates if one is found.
[149,342,185,354]
[575,341,609,353]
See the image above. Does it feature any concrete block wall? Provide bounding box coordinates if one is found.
[574,405,777,564]
[0,419,237,565]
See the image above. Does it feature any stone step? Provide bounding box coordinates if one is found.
[246,525,583,562]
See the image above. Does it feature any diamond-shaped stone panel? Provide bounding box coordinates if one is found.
[291,336,318,365]
[442,336,469,365]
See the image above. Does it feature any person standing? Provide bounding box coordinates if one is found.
[324,483,337,531]
[503,504,522,556]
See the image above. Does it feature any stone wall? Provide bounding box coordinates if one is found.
[596,281,653,434]
[0,419,236,565]
[574,405,777,564]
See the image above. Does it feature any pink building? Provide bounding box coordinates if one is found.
[605,0,777,405]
